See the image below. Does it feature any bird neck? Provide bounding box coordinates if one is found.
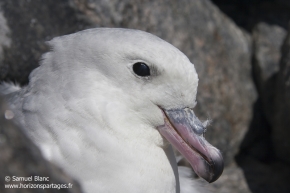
[16,88,179,193]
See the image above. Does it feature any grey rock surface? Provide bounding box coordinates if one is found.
[1,0,91,84]
[277,0,290,7]
[211,0,290,32]
[252,23,286,92]
[236,155,290,193]
[240,23,287,163]
[252,23,287,124]
[0,10,11,74]
[238,99,274,163]
[236,23,290,193]
[272,27,290,164]
[0,97,83,193]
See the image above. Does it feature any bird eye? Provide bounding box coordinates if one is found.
[133,62,150,77]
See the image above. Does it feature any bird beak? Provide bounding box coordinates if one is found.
[158,107,223,183]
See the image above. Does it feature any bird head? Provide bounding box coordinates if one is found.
[40,28,223,183]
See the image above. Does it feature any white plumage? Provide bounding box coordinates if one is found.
[1,28,223,193]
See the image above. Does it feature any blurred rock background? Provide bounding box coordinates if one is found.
[0,0,289,192]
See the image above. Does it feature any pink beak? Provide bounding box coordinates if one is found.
[158,107,223,183]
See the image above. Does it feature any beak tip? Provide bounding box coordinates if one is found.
[206,151,224,183]
[195,149,224,183]
[208,163,224,183]
[159,107,224,183]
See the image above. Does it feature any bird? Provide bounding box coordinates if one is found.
[0,28,223,193]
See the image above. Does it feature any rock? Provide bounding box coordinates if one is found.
[239,23,287,163]
[277,0,290,7]
[0,96,83,193]
[0,0,91,85]
[252,23,287,124]
[211,0,290,32]
[236,155,290,193]
[235,22,290,193]
[238,99,274,163]
[0,10,11,79]
[272,27,290,164]
[252,23,286,93]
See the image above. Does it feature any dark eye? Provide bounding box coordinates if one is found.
[133,62,150,77]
